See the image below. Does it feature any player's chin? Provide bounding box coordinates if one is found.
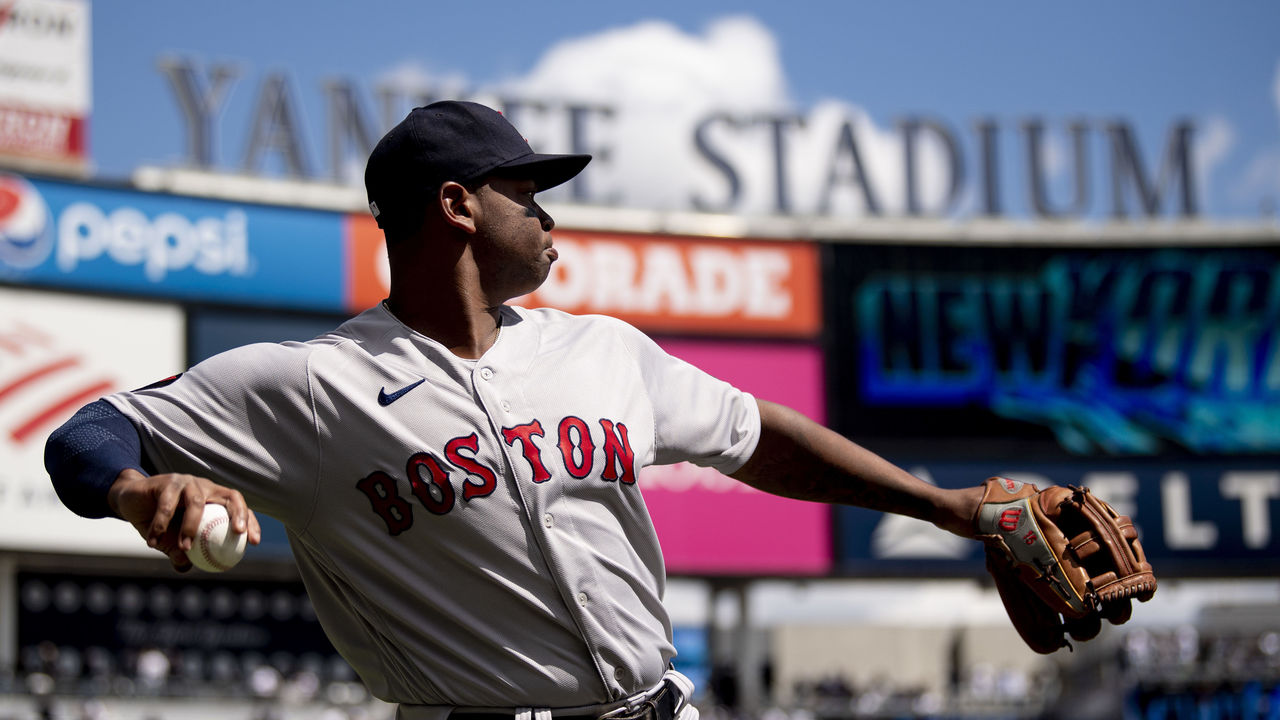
[536,253,556,278]
[509,265,552,300]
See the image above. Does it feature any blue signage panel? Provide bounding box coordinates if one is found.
[0,173,344,310]
[825,245,1280,459]
[834,459,1280,577]
[671,626,710,701]
[188,306,349,365]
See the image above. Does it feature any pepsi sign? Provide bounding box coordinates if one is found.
[0,173,345,311]
[56,201,249,282]
[0,174,55,269]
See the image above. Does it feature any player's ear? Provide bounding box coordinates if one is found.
[438,181,478,234]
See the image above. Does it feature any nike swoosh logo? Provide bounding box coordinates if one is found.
[378,378,426,406]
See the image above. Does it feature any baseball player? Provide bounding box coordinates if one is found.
[44,101,1151,719]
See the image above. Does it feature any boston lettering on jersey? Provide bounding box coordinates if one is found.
[356,416,636,535]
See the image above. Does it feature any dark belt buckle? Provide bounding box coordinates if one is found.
[598,681,679,720]
[602,706,650,720]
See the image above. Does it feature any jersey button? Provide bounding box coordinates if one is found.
[543,514,554,528]
[614,668,624,682]
[576,592,588,606]
[501,401,512,413]
[480,367,494,380]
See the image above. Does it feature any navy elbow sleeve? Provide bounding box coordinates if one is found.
[44,399,147,519]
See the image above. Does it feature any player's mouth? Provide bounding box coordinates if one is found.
[546,246,558,261]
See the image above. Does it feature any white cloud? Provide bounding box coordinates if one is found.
[372,16,959,216]
[1194,115,1234,178]
[1039,130,1069,178]
[374,61,469,99]
[1193,114,1236,210]
[487,16,791,212]
[504,17,789,112]
[1274,59,1280,124]
[785,100,927,216]
[486,16,954,216]
[1231,147,1280,209]
[1221,61,1280,213]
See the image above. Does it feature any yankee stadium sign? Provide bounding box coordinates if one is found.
[158,59,1200,220]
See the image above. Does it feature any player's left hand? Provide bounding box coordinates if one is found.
[974,477,1156,653]
[109,468,262,571]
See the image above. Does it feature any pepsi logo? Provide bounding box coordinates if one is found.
[0,174,54,270]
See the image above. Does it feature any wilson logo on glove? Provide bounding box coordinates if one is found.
[998,508,1022,532]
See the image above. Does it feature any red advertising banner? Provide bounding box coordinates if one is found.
[0,286,184,555]
[0,105,86,160]
[0,0,91,169]
[345,216,821,338]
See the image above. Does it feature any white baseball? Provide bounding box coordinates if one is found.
[189,503,247,572]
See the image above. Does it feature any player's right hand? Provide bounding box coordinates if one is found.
[108,468,262,572]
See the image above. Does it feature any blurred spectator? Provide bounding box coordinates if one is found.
[1175,624,1200,667]
[250,664,282,697]
[320,708,349,720]
[135,648,170,695]
[995,666,1029,701]
[210,651,239,687]
[282,669,321,704]
[79,699,108,720]
[10,625,1280,720]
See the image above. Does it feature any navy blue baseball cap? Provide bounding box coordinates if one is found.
[364,100,591,229]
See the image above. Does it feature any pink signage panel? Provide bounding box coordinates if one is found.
[642,339,830,575]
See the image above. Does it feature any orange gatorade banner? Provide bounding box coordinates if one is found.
[346,217,821,338]
[346,214,389,312]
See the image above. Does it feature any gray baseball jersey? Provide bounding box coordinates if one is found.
[105,302,761,708]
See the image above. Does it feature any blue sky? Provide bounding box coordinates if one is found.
[90,1,1280,220]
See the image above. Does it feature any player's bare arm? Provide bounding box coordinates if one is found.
[730,399,983,538]
[109,468,261,570]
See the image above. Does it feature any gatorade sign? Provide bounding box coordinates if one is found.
[346,214,821,337]
[528,232,820,337]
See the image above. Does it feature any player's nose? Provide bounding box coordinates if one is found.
[537,203,555,232]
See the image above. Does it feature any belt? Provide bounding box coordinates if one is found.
[449,679,684,720]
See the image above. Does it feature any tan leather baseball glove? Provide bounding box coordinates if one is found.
[974,477,1157,654]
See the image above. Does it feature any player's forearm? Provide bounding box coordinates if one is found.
[44,399,146,519]
[730,399,981,537]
